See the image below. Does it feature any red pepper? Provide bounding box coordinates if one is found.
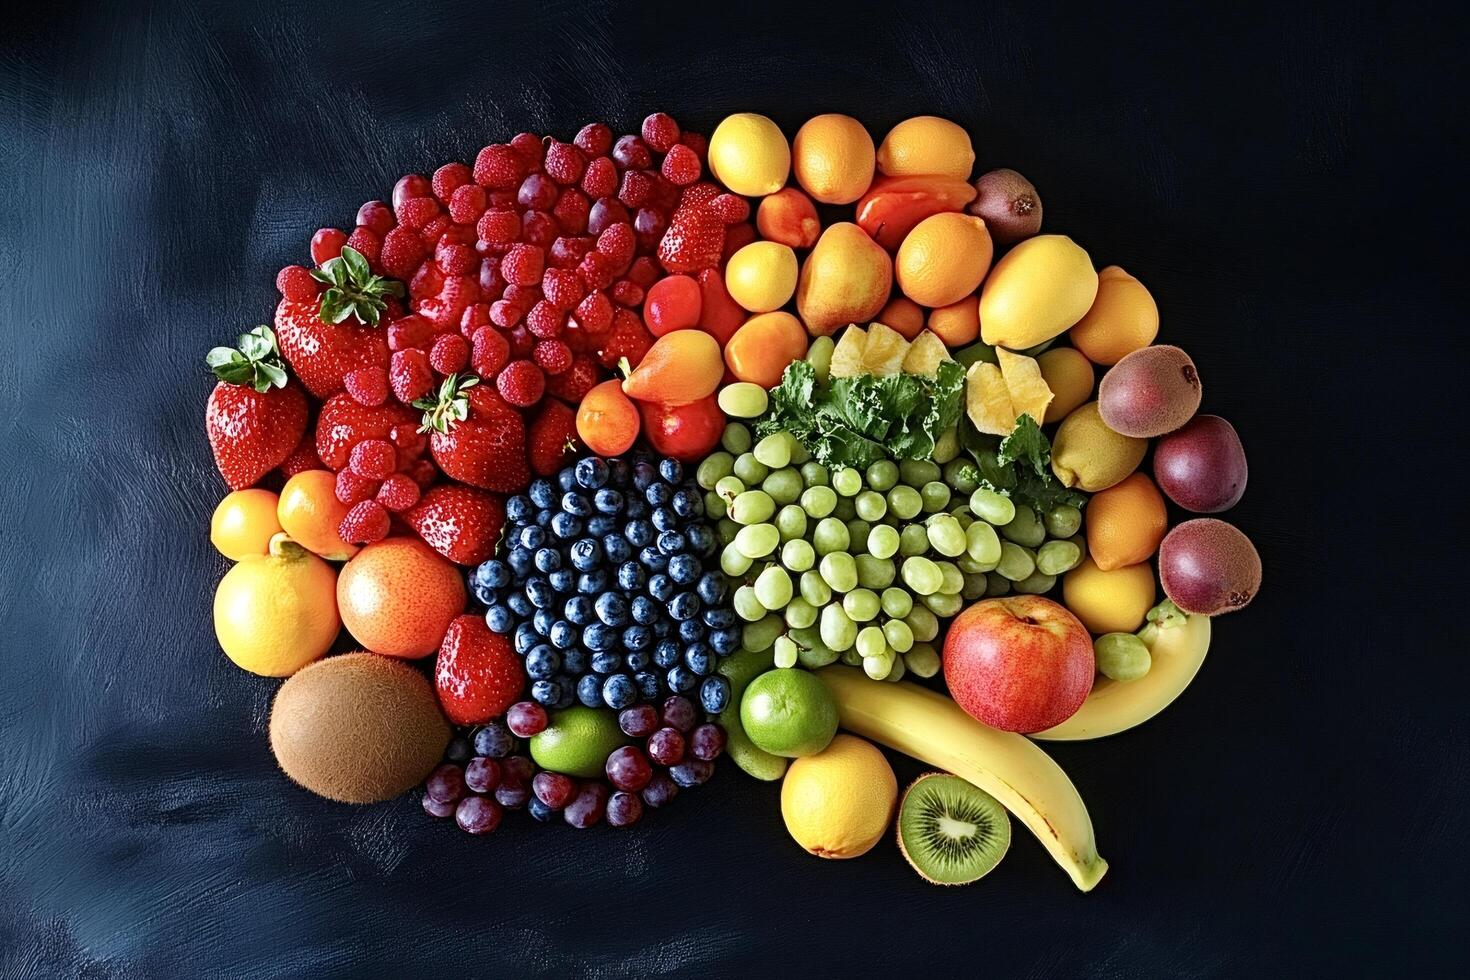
[855,175,978,251]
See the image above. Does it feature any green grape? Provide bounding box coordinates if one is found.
[965,520,1003,565]
[840,648,863,667]
[985,572,1012,597]
[743,614,784,652]
[863,650,895,680]
[762,468,803,505]
[717,518,740,546]
[784,596,818,629]
[901,555,943,594]
[936,561,964,595]
[855,490,888,522]
[961,572,989,600]
[944,458,981,494]
[733,452,769,485]
[734,523,780,559]
[730,489,775,525]
[775,504,808,542]
[820,602,857,651]
[843,588,881,622]
[899,458,941,487]
[819,552,858,593]
[753,431,793,469]
[1013,569,1057,595]
[922,590,963,618]
[919,481,951,513]
[926,514,966,557]
[969,487,1016,526]
[884,651,907,683]
[800,570,832,606]
[1036,539,1082,576]
[856,625,888,659]
[704,491,728,520]
[800,485,837,518]
[832,466,862,497]
[733,585,766,621]
[781,538,816,572]
[1043,504,1083,540]
[714,475,746,506]
[754,565,794,609]
[718,382,769,419]
[812,517,850,555]
[956,553,986,574]
[720,542,753,576]
[855,555,895,590]
[721,421,752,455]
[898,523,930,557]
[772,634,799,669]
[883,618,914,653]
[788,440,810,466]
[844,519,871,548]
[865,459,899,492]
[807,335,835,383]
[1067,533,1088,565]
[867,525,900,560]
[1095,632,1152,681]
[996,541,1036,581]
[800,461,830,487]
[697,452,735,489]
[904,643,941,679]
[931,427,960,464]
[999,502,1046,548]
[905,604,939,642]
[831,495,856,521]
[880,586,913,619]
[950,506,974,529]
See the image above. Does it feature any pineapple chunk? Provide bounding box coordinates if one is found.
[901,330,952,376]
[861,322,911,377]
[966,361,1016,436]
[995,348,1054,425]
[829,325,868,378]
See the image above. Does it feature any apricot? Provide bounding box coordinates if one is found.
[1069,266,1160,366]
[577,380,640,456]
[757,187,821,249]
[927,296,980,347]
[725,312,808,388]
[876,296,925,340]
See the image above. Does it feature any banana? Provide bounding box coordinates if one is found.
[1032,605,1211,742]
[816,665,1108,892]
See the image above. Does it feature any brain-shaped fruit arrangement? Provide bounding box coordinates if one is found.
[203,110,1259,888]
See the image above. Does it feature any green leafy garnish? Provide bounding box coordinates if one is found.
[311,245,404,326]
[962,412,1086,514]
[205,325,289,392]
[414,372,480,434]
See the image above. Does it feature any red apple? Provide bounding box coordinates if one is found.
[942,596,1095,733]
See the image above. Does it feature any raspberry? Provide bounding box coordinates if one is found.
[533,339,572,375]
[432,162,472,203]
[521,210,559,248]
[501,244,544,287]
[641,112,681,154]
[349,438,398,480]
[405,458,439,489]
[428,276,477,328]
[510,132,545,170]
[386,314,434,352]
[381,227,427,278]
[460,302,491,337]
[473,144,524,190]
[579,157,618,200]
[418,214,454,247]
[449,183,488,224]
[587,197,630,235]
[345,226,381,266]
[507,325,536,359]
[389,423,426,452]
[660,144,701,186]
[596,222,636,267]
[517,173,558,211]
[610,279,644,307]
[502,282,539,309]
[310,228,347,266]
[343,367,390,407]
[526,300,565,339]
[429,333,471,374]
[471,326,511,376]
[392,174,431,208]
[544,141,587,186]
[395,195,441,231]
[552,188,590,234]
[546,355,600,401]
[435,238,476,276]
[376,473,421,513]
[357,200,395,236]
[678,131,708,163]
[476,208,520,246]
[577,251,617,291]
[496,359,545,407]
[612,134,652,170]
[275,265,319,302]
[574,122,613,158]
[549,235,595,270]
[627,256,662,288]
[540,268,584,311]
[618,170,654,209]
[410,262,445,301]
[573,290,614,334]
[339,499,390,545]
[335,468,379,504]
[598,308,654,369]
[489,299,523,329]
[708,193,751,224]
[390,348,435,404]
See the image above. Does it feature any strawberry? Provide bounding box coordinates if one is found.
[204,326,309,490]
[528,398,580,476]
[435,615,525,725]
[315,393,416,470]
[656,199,725,273]
[274,247,401,398]
[278,430,324,478]
[311,245,404,326]
[404,482,506,566]
[416,373,529,492]
[597,308,654,369]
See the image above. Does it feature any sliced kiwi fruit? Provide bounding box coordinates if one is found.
[897,773,1010,885]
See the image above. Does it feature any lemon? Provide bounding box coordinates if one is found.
[1063,558,1156,634]
[781,734,897,859]
[709,112,791,197]
[876,115,975,179]
[724,240,799,313]
[1050,401,1147,492]
[793,113,875,204]
[214,533,340,676]
[978,234,1098,350]
[896,212,992,308]
[529,706,628,778]
[211,489,282,560]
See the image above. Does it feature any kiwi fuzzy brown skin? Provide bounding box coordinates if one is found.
[269,651,450,804]
[896,772,1010,886]
[1159,518,1262,616]
[966,168,1043,245]
[1098,344,1203,438]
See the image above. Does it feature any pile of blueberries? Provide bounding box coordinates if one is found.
[473,454,737,713]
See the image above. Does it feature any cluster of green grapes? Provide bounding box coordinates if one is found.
[697,422,1087,682]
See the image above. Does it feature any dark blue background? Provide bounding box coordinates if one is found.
[3,1,1464,976]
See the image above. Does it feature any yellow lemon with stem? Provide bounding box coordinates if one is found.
[214,533,341,676]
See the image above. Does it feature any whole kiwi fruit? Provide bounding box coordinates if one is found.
[896,773,1010,885]
[966,168,1043,244]
[1158,518,1262,616]
[1097,344,1202,438]
[269,652,450,804]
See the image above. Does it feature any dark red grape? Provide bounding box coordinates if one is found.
[532,771,577,810]
[619,704,660,738]
[690,723,726,761]
[669,759,714,787]
[464,757,501,794]
[506,702,549,737]
[661,695,696,733]
[641,771,679,808]
[501,755,536,788]
[606,791,644,828]
[494,783,531,809]
[564,782,608,828]
[455,796,503,835]
[422,793,456,819]
[605,745,653,792]
[425,764,465,804]
[647,727,686,766]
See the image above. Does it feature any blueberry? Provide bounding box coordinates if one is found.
[570,538,601,571]
[562,648,589,674]
[506,496,533,523]
[668,591,700,621]
[671,488,702,517]
[602,674,637,709]
[531,679,562,705]
[591,651,621,674]
[607,458,631,487]
[624,519,654,548]
[535,509,554,527]
[625,649,651,671]
[699,675,733,713]
[648,573,675,601]
[678,618,705,643]
[549,620,576,649]
[651,506,678,531]
[520,526,546,550]
[594,592,629,627]
[528,797,555,822]
[635,671,662,700]
[507,591,534,617]
[577,569,609,594]
[584,623,615,652]
[526,578,555,609]
[485,605,514,633]
[532,608,554,635]
[529,479,555,508]
[472,581,498,605]
[668,554,699,584]
[617,561,646,592]
[710,627,740,655]
[645,482,672,507]
[667,665,698,693]
[594,488,623,514]
[508,546,534,575]
[653,618,674,638]
[623,624,653,651]
[670,759,713,787]
[526,645,560,679]
[564,595,594,625]
[697,571,728,606]
[623,497,647,519]
[474,721,515,758]
[604,534,633,563]
[630,594,659,625]
[561,491,592,517]
[548,569,575,593]
[550,512,583,539]
[658,459,683,484]
[477,560,512,589]
[557,467,578,492]
[587,514,616,536]
[632,460,658,490]
[686,525,716,556]
[657,529,686,555]
[639,546,669,572]
[683,643,713,676]
[513,622,538,655]
[553,686,576,710]
[577,673,603,707]
[534,547,561,573]
[575,457,609,489]
[653,638,681,669]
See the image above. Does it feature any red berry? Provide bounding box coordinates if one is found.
[545,355,600,401]
[507,324,536,359]
[429,333,471,374]
[708,192,751,224]
[345,227,381,266]
[334,468,379,505]
[543,140,587,185]
[448,183,487,224]
[641,112,681,154]
[660,143,701,186]
[539,268,584,312]
[596,222,636,267]
[386,313,434,352]
[357,200,395,236]
[509,131,545,170]
[339,500,390,544]
[410,262,445,301]
[618,170,654,209]
[611,134,652,170]
[627,255,662,287]
[349,439,397,480]
[343,367,390,407]
[552,188,590,234]
[275,265,319,302]
[473,144,524,190]
[643,274,702,335]
[380,227,427,278]
[375,472,421,513]
[532,338,572,375]
[610,279,644,307]
[501,243,544,286]
[587,197,630,235]
[521,209,559,248]
[577,250,617,291]
[574,122,613,158]
[476,208,520,246]
[406,458,439,489]
[460,302,491,337]
[579,156,618,199]
[679,131,708,162]
[435,238,476,276]
[489,299,522,329]
[549,235,595,270]
[597,308,654,369]
[310,227,348,266]
[418,214,454,247]
[573,290,614,334]
[392,174,431,208]
[525,300,565,339]
[506,701,549,738]
[517,173,558,211]
[389,423,425,453]
[496,359,544,407]
[432,162,472,203]
[395,195,440,231]
[471,326,511,377]
[390,348,435,404]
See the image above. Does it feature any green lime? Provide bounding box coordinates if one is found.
[528,706,628,778]
[739,668,839,758]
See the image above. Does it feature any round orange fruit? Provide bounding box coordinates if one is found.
[337,537,465,658]
[1085,472,1168,570]
[278,470,358,561]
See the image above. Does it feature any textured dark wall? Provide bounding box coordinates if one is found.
[2,1,1464,976]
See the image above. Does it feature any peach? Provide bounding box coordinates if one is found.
[756,187,821,249]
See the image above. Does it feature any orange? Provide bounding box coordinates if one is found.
[211,489,282,560]
[876,116,975,179]
[1037,348,1095,423]
[278,470,358,561]
[895,213,992,308]
[1086,473,1168,571]
[621,329,723,406]
[927,296,980,347]
[793,114,875,205]
[724,312,809,388]
[1069,266,1159,366]
[337,538,465,658]
[576,380,640,457]
[876,296,925,340]
[757,187,821,249]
